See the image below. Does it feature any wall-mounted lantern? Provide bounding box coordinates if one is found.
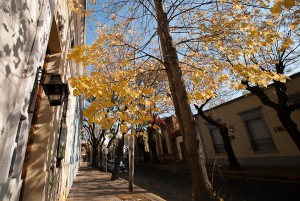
[43,74,69,106]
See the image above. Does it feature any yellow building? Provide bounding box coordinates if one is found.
[157,74,300,167]
[196,73,300,167]
[0,0,85,200]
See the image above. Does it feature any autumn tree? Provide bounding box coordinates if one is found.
[70,0,300,198]
[136,63,171,164]
[67,21,169,188]
[180,0,300,150]
[181,48,241,170]
[68,0,220,199]
[82,97,119,168]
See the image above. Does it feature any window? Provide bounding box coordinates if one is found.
[210,127,226,154]
[56,99,68,167]
[9,116,25,178]
[240,108,276,152]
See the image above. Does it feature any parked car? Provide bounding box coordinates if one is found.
[102,160,126,172]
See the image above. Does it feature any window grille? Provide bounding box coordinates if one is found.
[241,110,276,152]
[56,98,69,167]
[28,67,42,113]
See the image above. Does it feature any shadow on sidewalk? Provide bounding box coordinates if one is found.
[68,162,165,201]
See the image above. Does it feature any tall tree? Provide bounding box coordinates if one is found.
[71,0,300,199]
[153,1,215,200]
[68,0,219,199]
[68,23,165,191]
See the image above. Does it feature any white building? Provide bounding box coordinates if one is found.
[0,0,85,200]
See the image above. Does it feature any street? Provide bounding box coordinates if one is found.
[120,164,300,201]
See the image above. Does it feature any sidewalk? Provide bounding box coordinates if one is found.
[67,161,300,201]
[67,162,165,201]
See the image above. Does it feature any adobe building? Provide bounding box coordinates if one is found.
[0,0,85,200]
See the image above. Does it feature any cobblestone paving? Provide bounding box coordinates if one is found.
[120,165,300,201]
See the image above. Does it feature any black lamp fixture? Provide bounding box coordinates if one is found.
[43,74,69,106]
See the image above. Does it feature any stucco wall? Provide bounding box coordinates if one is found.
[0,1,55,200]
[0,0,48,180]
[197,76,300,166]
[0,0,83,200]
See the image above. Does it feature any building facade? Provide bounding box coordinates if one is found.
[157,74,300,167]
[157,116,185,161]
[196,73,300,167]
[0,0,85,200]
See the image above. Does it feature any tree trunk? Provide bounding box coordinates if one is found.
[111,134,125,180]
[219,126,241,170]
[99,139,105,167]
[153,0,216,200]
[128,131,135,192]
[143,147,150,164]
[148,126,160,164]
[277,109,300,150]
[92,145,98,168]
[195,104,241,170]
[274,79,300,150]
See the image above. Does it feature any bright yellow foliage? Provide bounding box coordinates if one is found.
[67,22,169,133]
[179,0,299,105]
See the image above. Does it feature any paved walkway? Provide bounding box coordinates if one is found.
[68,161,300,201]
[67,162,165,201]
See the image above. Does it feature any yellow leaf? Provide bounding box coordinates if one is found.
[289,21,299,30]
[258,80,268,88]
[280,37,294,51]
[153,124,160,130]
[279,76,287,83]
[282,0,296,10]
[273,74,280,81]
[279,75,291,83]
[265,20,274,27]
[270,3,282,18]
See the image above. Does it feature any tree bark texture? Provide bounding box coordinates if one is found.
[153,0,216,200]
[92,145,99,168]
[99,138,105,167]
[111,134,124,180]
[128,133,135,192]
[85,123,102,168]
[276,109,300,150]
[274,79,300,150]
[148,126,160,164]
